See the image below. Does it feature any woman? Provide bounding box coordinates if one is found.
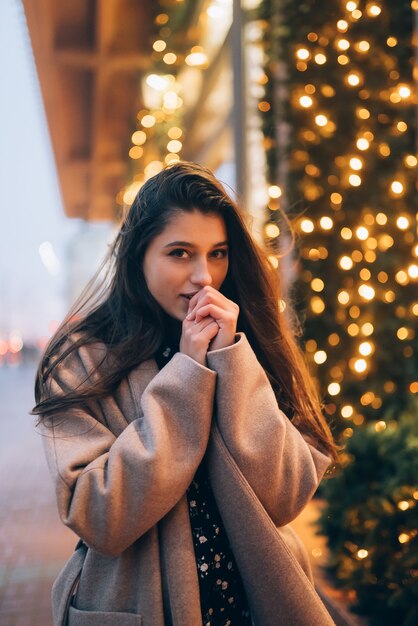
[33,161,339,626]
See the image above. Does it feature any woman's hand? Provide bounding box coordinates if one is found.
[185,286,239,353]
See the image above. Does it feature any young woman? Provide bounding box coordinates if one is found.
[33,161,339,626]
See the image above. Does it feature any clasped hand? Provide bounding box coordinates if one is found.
[179,286,239,365]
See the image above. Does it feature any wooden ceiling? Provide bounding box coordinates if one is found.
[22,0,156,220]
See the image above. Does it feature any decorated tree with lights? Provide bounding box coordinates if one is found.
[258,0,417,432]
[256,0,418,622]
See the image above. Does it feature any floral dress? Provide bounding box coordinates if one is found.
[155,338,252,626]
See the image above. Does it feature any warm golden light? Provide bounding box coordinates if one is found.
[268,255,279,269]
[129,146,143,159]
[347,73,361,86]
[408,265,418,279]
[265,223,281,238]
[346,1,357,10]
[358,284,375,300]
[356,226,369,240]
[132,130,147,145]
[357,549,368,559]
[354,359,367,373]
[398,501,410,511]
[311,278,325,292]
[341,227,352,240]
[341,405,354,418]
[349,174,362,186]
[141,115,156,128]
[357,138,370,150]
[300,95,313,107]
[320,216,333,229]
[311,297,325,313]
[163,52,177,65]
[350,157,363,170]
[301,219,314,232]
[331,192,342,205]
[269,185,282,198]
[358,40,370,52]
[405,155,417,167]
[167,140,182,153]
[314,350,327,364]
[315,115,328,127]
[361,322,374,335]
[297,48,310,60]
[339,256,354,270]
[328,382,341,396]
[168,127,182,139]
[337,39,350,50]
[337,20,349,31]
[387,37,397,47]
[398,533,410,544]
[153,40,167,52]
[391,181,404,194]
[359,341,373,356]
[396,216,409,229]
[368,5,382,16]
[315,53,327,64]
[338,290,350,304]
[376,212,387,225]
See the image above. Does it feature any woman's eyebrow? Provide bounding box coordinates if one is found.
[163,240,229,248]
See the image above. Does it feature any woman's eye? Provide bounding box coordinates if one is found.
[211,249,228,259]
[169,249,188,258]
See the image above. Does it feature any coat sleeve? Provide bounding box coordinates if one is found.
[206,332,332,527]
[38,345,217,556]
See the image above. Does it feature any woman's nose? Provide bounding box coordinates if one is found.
[191,258,213,286]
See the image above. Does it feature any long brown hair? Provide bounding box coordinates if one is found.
[33,161,339,463]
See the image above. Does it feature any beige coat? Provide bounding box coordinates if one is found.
[40,332,335,626]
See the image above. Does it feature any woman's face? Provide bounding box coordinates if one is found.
[143,210,229,321]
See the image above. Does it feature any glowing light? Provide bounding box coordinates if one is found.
[328,382,340,396]
[301,219,314,233]
[362,322,374,336]
[9,334,23,353]
[338,290,350,304]
[297,48,310,60]
[387,37,397,47]
[331,192,342,205]
[408,265,418,279]
[396,216,409,229]
[339,256,354,270]
[337,20,349,31]
[269,185,282,198]
[346,1,357,10]
[337,39,350,50]
[358,284,375,300]
[391,181,403,194]
[397,327,409,340]
[357,549,368,559]
[168,127,182,139]
[132,130,147,145]
[311,278,325,291]
[349,174,361,186]
[315,53,327,65]
[165,153,180,165]
[311,297,325,313]
[320,217,333,229]
[356,226,369,240]
[265,223,280,238]
[405,155,417,167]
[314,350,327,364]
[357,138,370,150]
[367,5,382,16]
[398,501,410,511]
[300,96,313,107]
[341,228,352,240]
[145,161,164,178]
[129,146,143,159]
[398,533,410,544]
[341,406,353,419]
[357,40,370,52]
[354,359,367,373]
[167,139,182,153]
[123,181,143,205]
[268,255,279,269]
[153,40,167,52]
[140,115,156,128]
[145,74,171,91]
[350,157,363,170]
[376,212,387,225]
[185,49,208,67]
[163,52,177,65]
[359,341,373,356]
[357,108,370,119]
[347,73,361,86]
[315,115,328,127]
[163,92,182,109]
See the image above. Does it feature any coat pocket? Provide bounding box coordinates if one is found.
[52,540,88,626]
[67,607,143,625]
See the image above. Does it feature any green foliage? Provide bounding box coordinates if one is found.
[318,398,418,625]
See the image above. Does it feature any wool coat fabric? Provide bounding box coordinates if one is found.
[39,332,336,626]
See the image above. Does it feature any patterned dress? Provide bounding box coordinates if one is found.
[155,336,252,626]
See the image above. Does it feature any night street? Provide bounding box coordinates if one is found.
[0,362,76,626]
